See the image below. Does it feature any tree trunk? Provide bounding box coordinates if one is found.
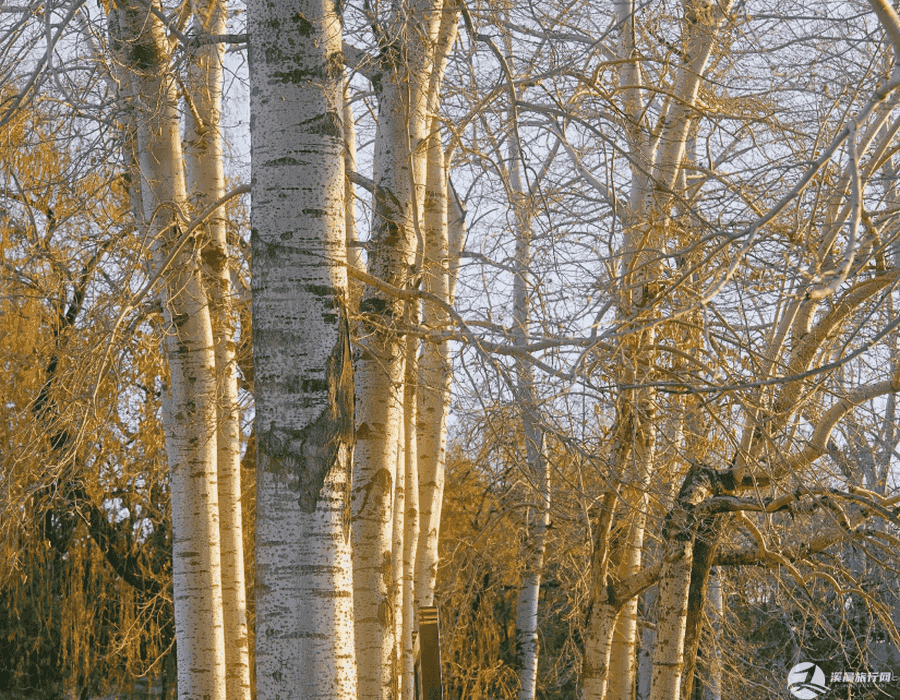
[648,468,724,700]
[703,570,723,700]
[582,493,618,700]
[416,1,461,610]
[352,78,414,700]
[583,604,619,700]
[183,0,252,696]
[353,5,443,696]
[508,122,551,700]
[248,0,357,698]
[649,541,693,700]
[607,503,650,700]
[112,3,228,699]
[400,336,420,700]
[637,587,657,700]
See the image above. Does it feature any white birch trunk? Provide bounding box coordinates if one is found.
[582,605,619,700]
[400,336,420,700]
[344,88,365,310]
[615,0,652,211]
[606,390,655,700]
[352,322,402,700]
[642,7,731,696]
[648,543,693,700]
[647,468,720,700]
[415,135,454,607]
[581,495,619,700]
[352,4,442,696]
[389,363,414,700]
[513,436,550,700]
[248,0,357,698]
[183,1,251,697]
[508,114,551,700]
[602,5,732,699]
[392,395,406,700]
[652,1,734,204]
[104,41,144,225]
[112,2,228,698]
[607,504,650,700]
[415,4,461,609]
[353,76,414,700]
[600,3,666,694]
[703,570,723,700]
[637,587,657,700]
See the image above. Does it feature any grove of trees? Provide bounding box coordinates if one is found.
[3,1,900,700]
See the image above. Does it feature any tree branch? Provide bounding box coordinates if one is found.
[868,0,900,60]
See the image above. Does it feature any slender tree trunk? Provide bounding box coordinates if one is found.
[581,493,619,700]
[648,468,724,700]
[111,3,228,699]
[603,219,657,700]
[649,542,693,700]
[508,109,551,700]
[249,0,357,698]
[392,391,407,700]
[184,1,251,697]
[584,7,654,696]
[353,5,442,696]
[606,366,657,700]
[415,136,458,607]
[703,570,723,700]
[607,502,650,700]
[344,87,365,310]
[400,336,420,700]
[415,3,462,608]
[353,78,414,700]
[111,2,228,698]
[637,587,657,700]
[603,5,734,699]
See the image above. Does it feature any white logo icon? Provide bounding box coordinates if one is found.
[788,662,829,699]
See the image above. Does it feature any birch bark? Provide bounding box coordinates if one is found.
[184,1,251,696]
[508,112,551,700]
[249,0,357,698]
[352,3,444,697]
[581,493,619,700]
[644,4,733,697]
[111,2,227,698]
[416,2,462,609]
[582,5,733,699]
[594,5,659,697]
[400,337,420,700]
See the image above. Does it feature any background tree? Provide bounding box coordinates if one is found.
[443,2,900,700]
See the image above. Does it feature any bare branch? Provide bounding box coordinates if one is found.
[868,0,900,60]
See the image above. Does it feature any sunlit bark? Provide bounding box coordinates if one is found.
[582,493,618,700]
[112,2,227,698]
[352,3,445,697]
[184,0,251,696]
[416,2,462,610]
[400,335,420,700]
[249,0,357,698]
